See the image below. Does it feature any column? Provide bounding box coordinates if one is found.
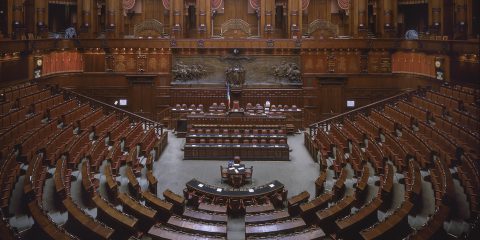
[12,0,24,39]
[382,0,396,37]
[430,0,442,35]
[170,0,184,38]
[79,0,93,36]
[106,0,116,37]
[358,0,367,37]
[454,0,467,39]
[288,0,302,38]
[260,0,274,38]
[196,0,210,38]
[36,0,47,38]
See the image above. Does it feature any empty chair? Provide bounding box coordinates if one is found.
[269,139,276,144]
[220,166,228,183]
[243,139,250,144]
[260,139,267,144]
[200,139,206,143]
[262,129,268,135]
[224,139,231,144]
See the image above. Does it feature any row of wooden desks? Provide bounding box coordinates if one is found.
[148,224,225,240]
[117,192,157,231]
[245,210,290,224]
[316,195,356,233]
[142,190,174,221]
[92,194,138,235]
[247,227,326,240]
[183,208,228,223]
[167,215,227,235]
[62,197,114,240]
[186,179,285,200]
[360,201,414,239]
[335,198,383,239]
[184,143,290,161]
[245,218,306,236]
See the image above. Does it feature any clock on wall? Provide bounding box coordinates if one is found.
[435,60,441,68]
[36,59,43,67]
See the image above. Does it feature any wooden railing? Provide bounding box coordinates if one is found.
[0,38,478,55]
[308,89,417,136]
[63,89,165,135]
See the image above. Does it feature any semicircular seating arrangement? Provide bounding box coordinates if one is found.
[1,83,479,240]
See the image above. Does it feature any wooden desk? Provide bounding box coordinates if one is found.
[104,163,118,200]
[335,198,382,239]
[146,170,158,194]
[316,195,355,223]
[225,164,247,187]
[299,192,333,223]
[355,165,370,201]
[250,227,325,240]
[245,218,306,236]
[141,191,173,221]
[186,179,285,202]
[62,198,114,240]
[92,195,138,233]
[183,208,228,223]
[198,202,228,214]
[315,172,327,197]
[125,166,140,198]
[360,201,414,240]
[184,143,289,161]
[287,191,310,216]
[148,224,225,240]
[27,201,79,240]
[117,192,157,230]
[167,215,227,235]
[245,202,275,214]
[245,210,290,224]
[163,188,186,214]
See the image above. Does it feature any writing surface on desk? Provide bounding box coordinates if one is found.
[249,189,254,192]
[269,184,275,188]
[198,184,204,187]
[216,188,222,192]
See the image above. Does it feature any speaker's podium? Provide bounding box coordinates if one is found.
[228,101,245,117]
